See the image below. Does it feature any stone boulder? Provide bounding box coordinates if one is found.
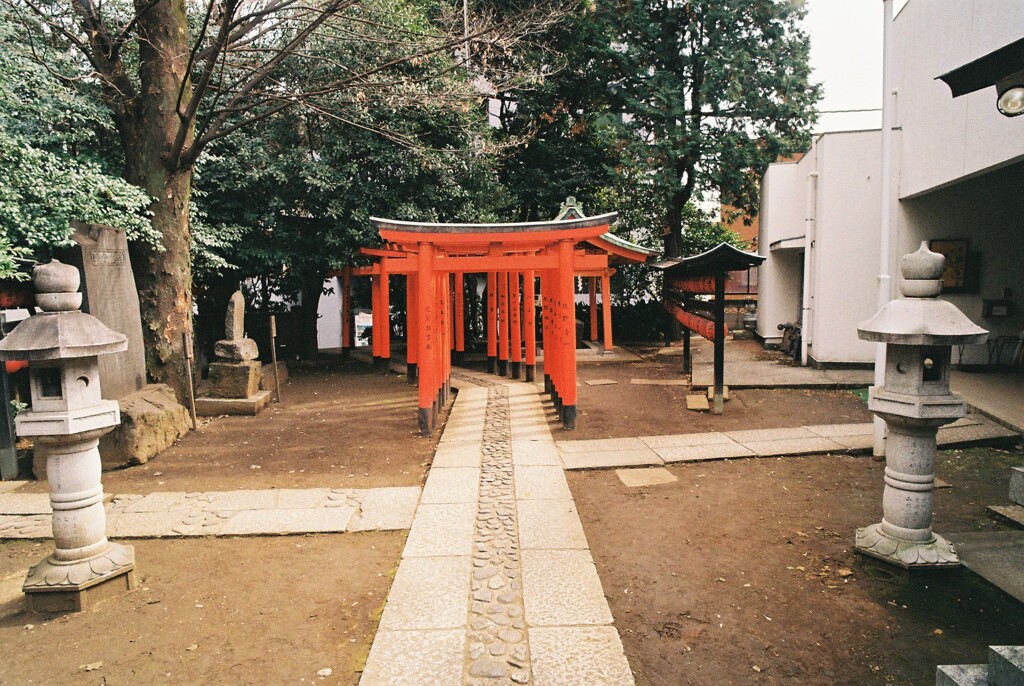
[32,384,189,478]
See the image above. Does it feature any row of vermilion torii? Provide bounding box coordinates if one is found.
[331,214,624,436]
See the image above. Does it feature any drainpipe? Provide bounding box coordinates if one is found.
[801,171,818,366]
[874,0,896,456]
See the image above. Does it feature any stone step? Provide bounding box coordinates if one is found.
[991,646,1024,686]
[1010,467,1024,507]
[936,664,988,686]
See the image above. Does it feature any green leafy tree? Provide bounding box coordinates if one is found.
[193,24,507,357]
[4,0,566,397]
[597,0,819,256]
[0,5,153,272]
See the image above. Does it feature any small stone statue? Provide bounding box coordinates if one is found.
[205,291,261,399]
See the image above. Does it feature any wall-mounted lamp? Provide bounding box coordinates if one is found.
[996,69,1024,117]
[937,37,1024,118]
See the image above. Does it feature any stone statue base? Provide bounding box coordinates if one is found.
[23,541,136,613]
[206,361,261,398]
[855,523,960,569]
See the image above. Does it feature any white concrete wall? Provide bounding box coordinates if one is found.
[757,160,806,343]
[757,131,882,363]
[807,131,883,364]
[317,277,342,350]
[894,0,1024,199]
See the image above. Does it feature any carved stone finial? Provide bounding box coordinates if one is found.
[33,259,83,312]
[899,242,945,298]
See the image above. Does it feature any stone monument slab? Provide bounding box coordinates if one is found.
[63,224,147,400]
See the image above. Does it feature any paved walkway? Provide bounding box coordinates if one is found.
[555,414,1019,470]
[0,486,420,539]
[360,379,634,686]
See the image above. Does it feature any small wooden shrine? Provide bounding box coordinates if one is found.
[653,243,765,414]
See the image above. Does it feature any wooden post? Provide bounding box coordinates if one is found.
[558,240,577,428]
[713,270,726,415]
[269,315,282,403]
[523,270,536,382]
[510,272,522,379]
[454,271,465,365]
[589,276,598,341]
[406,274,418,384]
[371,273,381,366]
[380,259,390,367]
[486,271,497,373]
[498,271,509,376]
[416,243,435,435]
[682,326,692,377]
[601,271,613,353]
[181,331,198,430]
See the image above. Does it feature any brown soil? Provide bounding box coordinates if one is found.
[568,445,1024,686]
[0,532,404,686]
[569,361,873,440]
[2,361,434,686]
[18,361,438,494]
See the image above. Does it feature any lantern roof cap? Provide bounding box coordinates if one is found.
[859,243,988,345]
[0,311,127,360]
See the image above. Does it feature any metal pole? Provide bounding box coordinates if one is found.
[269,315,282,403]
[181,331,198,430]
[874,0,896,456]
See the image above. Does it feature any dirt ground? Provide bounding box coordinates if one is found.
[2,362,431,686]
[567,357,873,441]
[17,361,438,494]
[568,446,1024,686]
[0,533,404,685]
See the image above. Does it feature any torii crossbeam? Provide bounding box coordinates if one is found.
[345,213,619,436]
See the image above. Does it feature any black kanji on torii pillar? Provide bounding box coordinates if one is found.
[653,243,765,414]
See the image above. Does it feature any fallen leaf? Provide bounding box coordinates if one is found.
[933,629,944,635]
[79,662,103,672]
[752,665,762,672]
[317,667,333,677]
[186,644,198,652]
[838,568,854,578]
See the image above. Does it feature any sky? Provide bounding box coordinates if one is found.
[801,0,892,133]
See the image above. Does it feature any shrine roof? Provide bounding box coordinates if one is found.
[651,242,765,275]
[370,213,617,235]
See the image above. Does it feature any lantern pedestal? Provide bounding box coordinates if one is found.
[23,429,136,612]
[855,412,960,568]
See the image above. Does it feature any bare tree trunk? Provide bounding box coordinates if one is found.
[123,0,194,402]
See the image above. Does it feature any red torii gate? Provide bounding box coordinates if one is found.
[341,213,619,436]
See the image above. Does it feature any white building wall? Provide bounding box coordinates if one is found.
[807,132,883,364]
[894,0,1024,198]
[757,161,806,343]
[317,277,342,350]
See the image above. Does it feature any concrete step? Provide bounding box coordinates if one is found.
[991,646,1024,686]
[1010,467,1023,507]
[937,664,988,686]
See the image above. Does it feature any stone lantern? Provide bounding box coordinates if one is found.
[855,243,988,568]
[0,260,135,611]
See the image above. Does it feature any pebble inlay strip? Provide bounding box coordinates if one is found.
[463,384,532,685]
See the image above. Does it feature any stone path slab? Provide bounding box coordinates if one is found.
[556,414,1017,471]
[615,468,678,488]
[362,377,633,686]
[0,486,421,539]
[585,379,618,386]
